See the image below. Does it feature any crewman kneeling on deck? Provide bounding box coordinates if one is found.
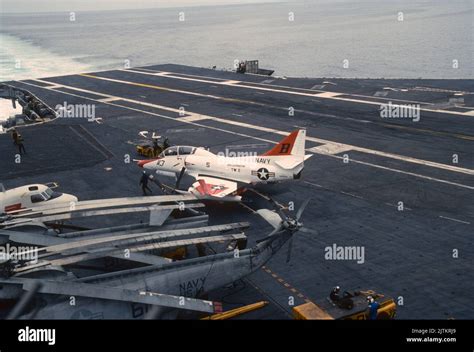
[139,171,152,195]
[330,286,354,310]
[330,286,341,302]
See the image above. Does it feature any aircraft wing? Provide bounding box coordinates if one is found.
[3,278,223,314]
[188,176,240,200]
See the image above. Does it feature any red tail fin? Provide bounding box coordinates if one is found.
[262,130,302,156]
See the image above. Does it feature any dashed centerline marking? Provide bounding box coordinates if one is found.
[305,181,440,216]
[262,266,311,303]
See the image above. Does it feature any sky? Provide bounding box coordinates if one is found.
[0,0,282,13]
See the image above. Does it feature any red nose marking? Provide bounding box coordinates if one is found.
[137,159,155,168]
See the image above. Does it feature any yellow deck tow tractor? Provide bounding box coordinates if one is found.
[293,290,396,320]
[136,137,170,158]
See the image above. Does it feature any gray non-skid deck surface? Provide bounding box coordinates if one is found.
[2,64,473,319]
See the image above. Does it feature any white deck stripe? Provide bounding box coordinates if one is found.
[439,215,471,224]
[130,68,474,110]
[121,69,474,116]
[45,84,63,89]
[176,115,210,122]
[97,97,121,103]
[313,92,343,98]
[308,144,353,155]
[204,115,474,176]
[32,77,474,177]
[58,74,474,176]
[20,79,474,190]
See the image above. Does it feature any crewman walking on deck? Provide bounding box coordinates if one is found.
[139,171,152,195]
[152,138,159,157]
[11,128,26,155]
[11,128,18,144]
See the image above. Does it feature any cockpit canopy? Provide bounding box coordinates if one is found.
[159,146,196,158]
[30,186,62,203]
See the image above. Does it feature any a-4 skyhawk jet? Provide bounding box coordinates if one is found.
[137,129,311,201]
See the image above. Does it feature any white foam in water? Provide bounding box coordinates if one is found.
[0,33,92,82]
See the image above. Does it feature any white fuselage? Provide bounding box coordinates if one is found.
[0,184,78,214]
[144,147,303,185]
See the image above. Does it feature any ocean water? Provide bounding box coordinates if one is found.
[0,0,473,82]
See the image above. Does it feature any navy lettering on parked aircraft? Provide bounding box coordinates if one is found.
[179,277,206,297]
[255,158,270,164]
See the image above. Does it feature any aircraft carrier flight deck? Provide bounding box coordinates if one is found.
[1,64,473,319]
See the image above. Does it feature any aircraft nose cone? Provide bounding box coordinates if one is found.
[137,159,154,168]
